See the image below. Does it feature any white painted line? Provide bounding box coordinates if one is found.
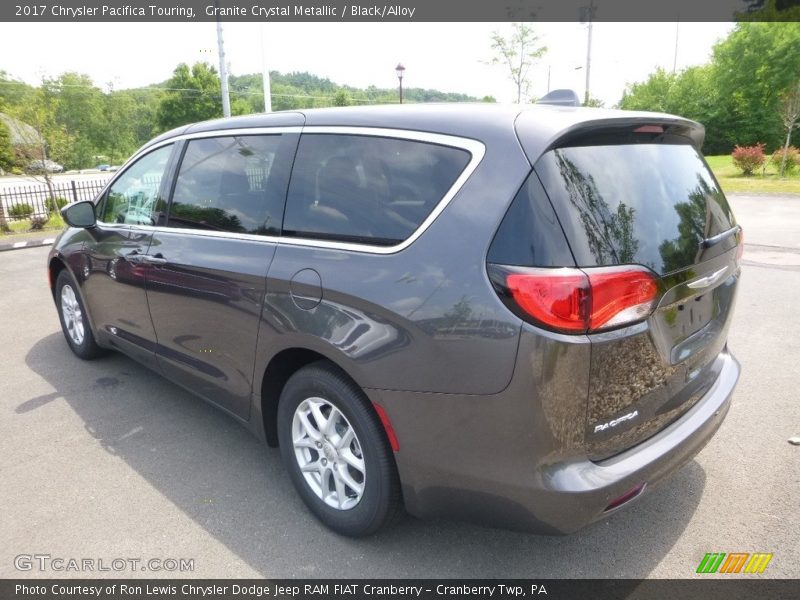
[42,238,56,244]
[12,242,27,248]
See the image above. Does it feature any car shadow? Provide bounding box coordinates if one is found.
[25,333,706,578]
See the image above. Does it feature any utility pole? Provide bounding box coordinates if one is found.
[582,0,596,106]
[260,25,272,112]
[214,1,231,118]
[672,22,680,73]
[547,65,551,93]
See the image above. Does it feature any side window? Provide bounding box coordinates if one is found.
[168,135,284,235]
[100,144,172,225]
[487,173,575,268]
[283,134,471,245]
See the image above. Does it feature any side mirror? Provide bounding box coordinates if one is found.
[61,200,97,229]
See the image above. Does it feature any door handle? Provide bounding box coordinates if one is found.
[125,253,167,266]
[125,252,147,264]
[140,254,168,266]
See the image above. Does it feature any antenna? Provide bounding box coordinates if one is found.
[537,89,581,107]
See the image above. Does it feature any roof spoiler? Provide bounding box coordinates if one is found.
[536,89,581,107]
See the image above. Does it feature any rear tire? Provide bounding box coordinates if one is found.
[55,270,103,360]
[277,362,401,536]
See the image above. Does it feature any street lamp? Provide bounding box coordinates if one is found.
[395,63,405,104]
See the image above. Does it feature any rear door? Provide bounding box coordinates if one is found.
[533,136,741,458]
[145,130,299,419]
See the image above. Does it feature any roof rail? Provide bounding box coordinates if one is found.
[536,89,581,107]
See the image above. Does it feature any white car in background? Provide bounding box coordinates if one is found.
[28,159,64,173]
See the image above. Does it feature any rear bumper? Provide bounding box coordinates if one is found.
[371,349,739,534]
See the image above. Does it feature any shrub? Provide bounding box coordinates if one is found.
[29,215,50,230]
[46,196,69,212]
[731,143,766,176]
[8,203,33,219]
[770,146,799,175]
[10,167,23,175]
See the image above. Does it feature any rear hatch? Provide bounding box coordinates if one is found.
[493,116,742,460]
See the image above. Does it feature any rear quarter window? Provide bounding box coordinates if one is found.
[283,134,471,245]
[534,143,736,274]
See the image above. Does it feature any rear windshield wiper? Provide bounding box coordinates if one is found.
[701,225,741,249]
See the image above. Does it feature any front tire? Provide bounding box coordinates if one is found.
[277,362,401,536]
[55,270,103,360]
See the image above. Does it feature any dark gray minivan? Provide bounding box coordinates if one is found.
[48,103,742,536]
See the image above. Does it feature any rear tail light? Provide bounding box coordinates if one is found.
[492,265,659,334]
[505,269,588,332]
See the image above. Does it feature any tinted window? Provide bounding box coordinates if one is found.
[101,144,172,225]
[169,135,284,235]
[487,172,575,267]
[535,143,735,274]
[283,134,471,245]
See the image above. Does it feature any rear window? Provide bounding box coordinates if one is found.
[283,134,471,245]
[535,143,735,274]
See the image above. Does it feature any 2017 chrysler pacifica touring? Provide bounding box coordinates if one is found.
[48,101,742,536]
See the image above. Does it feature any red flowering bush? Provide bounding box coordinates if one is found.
[731,143,766,176]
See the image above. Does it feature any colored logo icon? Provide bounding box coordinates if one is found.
[696,552,773,574]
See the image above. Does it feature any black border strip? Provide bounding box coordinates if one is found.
[2,579,799,600]
[3,0,799,23]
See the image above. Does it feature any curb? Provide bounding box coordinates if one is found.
[0,237,56,252]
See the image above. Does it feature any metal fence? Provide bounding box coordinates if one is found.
[0,178,109,221]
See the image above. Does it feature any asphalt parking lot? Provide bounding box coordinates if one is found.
[0,194,798,579]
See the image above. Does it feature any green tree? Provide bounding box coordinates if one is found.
[583,96,605,108]
[43,73,106,168]
[487,23,547,103]
[103,88,137,164]
[126,87,162,147]
[0,110,14,231]
[776,82,800,176]
[0,71,35,109]
[620,66,715,116]
[710,22,800,151]
[333,90,352,106]
[0,118,13,172]
[619,68,675,113]
[157,63,223,132]
[619,23,800,154]
[9,86,69,206]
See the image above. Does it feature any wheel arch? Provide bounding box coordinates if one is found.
[49,255,102,344]
[48,255,68,299]
[258,347,383,449]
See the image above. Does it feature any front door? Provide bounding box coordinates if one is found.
[82,143,175,369]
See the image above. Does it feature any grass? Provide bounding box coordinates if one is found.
[705,154,800,195]
[1,213,66,239]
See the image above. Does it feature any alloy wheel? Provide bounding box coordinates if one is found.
[291,396,366,510]
[60,284,85,346]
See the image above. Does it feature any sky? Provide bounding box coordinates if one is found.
[0,21,733,106]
